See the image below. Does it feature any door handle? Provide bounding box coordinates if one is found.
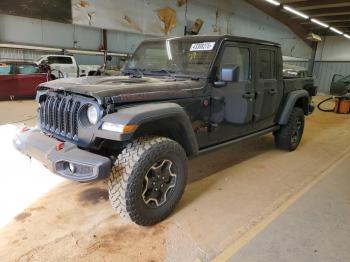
[268,89,277,95]
[242,92,255,99]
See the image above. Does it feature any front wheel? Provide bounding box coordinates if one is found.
[108,137,187,226]
[274,107,305,151]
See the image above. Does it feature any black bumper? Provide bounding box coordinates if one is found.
[13,129,111,182]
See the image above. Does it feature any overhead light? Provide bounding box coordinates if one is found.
[66,49,104,55]
[264,0,280,6]
[283,6,309,19]
[0,43,62,52]
[330,27,343,35]
[107,52,128,57]
[344,34,350,39]
[311,18,329,28]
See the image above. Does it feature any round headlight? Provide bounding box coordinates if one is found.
[87,105,99,125]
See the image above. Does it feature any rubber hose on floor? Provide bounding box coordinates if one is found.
[317,97,335,112]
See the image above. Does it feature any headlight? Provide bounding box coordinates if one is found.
[87,105,99,125]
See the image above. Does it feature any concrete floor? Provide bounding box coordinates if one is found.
[0,97,349,262]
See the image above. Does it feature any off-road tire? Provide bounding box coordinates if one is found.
[108,137,187,226]
[274,107,305,151]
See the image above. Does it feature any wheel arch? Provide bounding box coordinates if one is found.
[96,102,199,156]
[277,90,310,125]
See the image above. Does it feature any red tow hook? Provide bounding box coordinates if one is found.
[55,142,65,151]
[20,126,30,133]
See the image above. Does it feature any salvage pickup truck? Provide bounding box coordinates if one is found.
[14,35,316,226]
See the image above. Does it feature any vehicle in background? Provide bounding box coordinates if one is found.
[283,64,309,78]
[0,61,49,100]
[330,74,350,95]
[35,55,100,79]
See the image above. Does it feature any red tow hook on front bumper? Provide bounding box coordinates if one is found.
[55,142,65,151]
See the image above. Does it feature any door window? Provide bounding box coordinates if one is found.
[337,75,350,83]
[16,64,39,74]
[258,49,276,79]
[47,56,73,64]
[219,46,250,81]
[0,63,13,75]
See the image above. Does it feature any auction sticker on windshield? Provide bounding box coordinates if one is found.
[190,42,216,51]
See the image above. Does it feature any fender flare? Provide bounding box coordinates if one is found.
[95,102,199,156]
[277,90,310,125]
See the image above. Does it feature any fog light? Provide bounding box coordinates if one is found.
[69,163,76,173]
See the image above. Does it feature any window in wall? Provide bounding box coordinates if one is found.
[258,49,276,79]
[219,46,250,81]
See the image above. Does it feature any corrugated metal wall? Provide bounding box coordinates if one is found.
[313,61,350,93]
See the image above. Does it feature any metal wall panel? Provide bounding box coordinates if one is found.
[313,61,350,94]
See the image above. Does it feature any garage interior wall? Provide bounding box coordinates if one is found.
[314,36,350,94]
[0,0,312,65]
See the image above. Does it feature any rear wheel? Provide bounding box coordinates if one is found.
[108,137,187,226]
[274,107,305,151]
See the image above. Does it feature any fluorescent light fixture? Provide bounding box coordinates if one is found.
[66,49,128,57]
[330,27,343,35]
[264,0,280,6]
[0,43,62,52]
[311,18,329,28]
[66,49,104,55]
[107,52,128,57]
[344,34,350,39]
[165,40,173,60]
[283,6,309,19]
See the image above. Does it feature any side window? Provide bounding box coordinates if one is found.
[258,49,276,79]
[219,46,250,81]
[0,63,13,75]
[47,56,73,64]
[16,64,39,74]
[340,75,350,83]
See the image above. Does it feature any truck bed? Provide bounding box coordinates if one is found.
[283,77,316,96]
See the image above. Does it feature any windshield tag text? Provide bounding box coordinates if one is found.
[190,42,216,51]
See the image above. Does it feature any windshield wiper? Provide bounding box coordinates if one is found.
[123,68,144,77]
[146,69,177,78]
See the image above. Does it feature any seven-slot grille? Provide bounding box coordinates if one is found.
[40,94,81,140]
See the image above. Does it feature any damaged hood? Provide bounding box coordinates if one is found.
[39,76,205,104]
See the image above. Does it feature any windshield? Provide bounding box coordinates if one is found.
[124,38,218,77]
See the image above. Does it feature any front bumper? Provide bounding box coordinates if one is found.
[13,129,111,182]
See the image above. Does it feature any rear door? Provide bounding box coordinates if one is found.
[254,47,282,127]
[0,63,16,99]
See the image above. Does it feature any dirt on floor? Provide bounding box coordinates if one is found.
[0,97,350,261]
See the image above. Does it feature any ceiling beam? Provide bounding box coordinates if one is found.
[245,0,312,46]
[288,0,350,10]
[305,6,350,17]
[312,15,350,22]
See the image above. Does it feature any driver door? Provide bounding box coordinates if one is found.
[209,43,254,143]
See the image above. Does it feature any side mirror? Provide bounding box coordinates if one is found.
[220,64,240,82]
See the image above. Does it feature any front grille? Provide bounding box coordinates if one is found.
[40,94,82,140]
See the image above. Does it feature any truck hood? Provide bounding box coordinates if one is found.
[39,76,205,104]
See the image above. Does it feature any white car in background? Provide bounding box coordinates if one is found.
[35,55,101,79]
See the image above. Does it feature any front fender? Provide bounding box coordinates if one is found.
[95,102,199,156]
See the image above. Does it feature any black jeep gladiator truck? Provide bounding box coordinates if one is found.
[14,35,316,226]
